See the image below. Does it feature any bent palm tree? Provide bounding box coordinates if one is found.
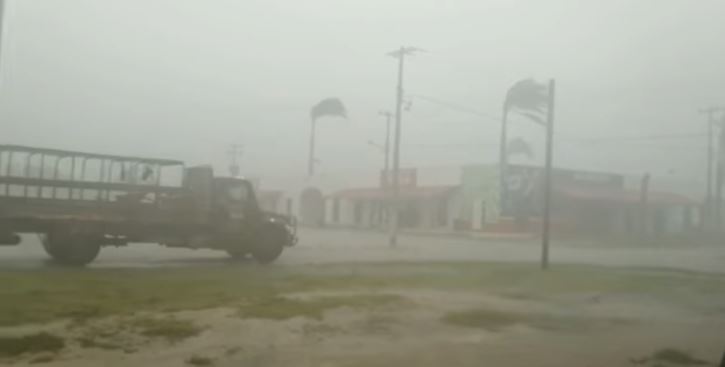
[499,79,548,214]
[507,137,534,159]
[308,98,347,176]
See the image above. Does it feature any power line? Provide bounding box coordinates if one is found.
[560,132,706,143]
[409,94,500,122]
[411,94,708,142]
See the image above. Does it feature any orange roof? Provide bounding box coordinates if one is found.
[331,185,457,200]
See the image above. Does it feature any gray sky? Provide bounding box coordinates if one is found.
[1,0,724,188]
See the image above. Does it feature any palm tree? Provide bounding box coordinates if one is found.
[308,98,347,176]
[506,137,534,159]
[499,79,548,213]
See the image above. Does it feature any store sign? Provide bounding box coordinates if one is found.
[380,168,417,188]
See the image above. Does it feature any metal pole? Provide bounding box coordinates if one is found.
[381,111,392,229]
[383,112,391,177]
[700,107,725,229]
[308,118,316,176]
[389,47,405,247]
[716,125,725,228]
[499,107,509,216]
[541,79,556,270]
[640,173,650,237]
[0,0,6,72]
[707,113,713,228]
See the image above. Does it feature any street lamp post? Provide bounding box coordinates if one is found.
[386,46,422,246]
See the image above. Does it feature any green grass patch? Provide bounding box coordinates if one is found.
[0,262,723,326]
[132,317,203,342]
[186,354,214,366]
[652,348,709,366]
[443,309,523,331]
[238,294,404,320]
[442,308,617,332]
[0,332,65,357]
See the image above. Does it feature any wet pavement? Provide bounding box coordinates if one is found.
[0,228,723,273]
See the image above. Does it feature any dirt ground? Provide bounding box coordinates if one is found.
[1,263,724,367]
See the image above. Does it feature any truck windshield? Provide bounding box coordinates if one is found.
[227,184,249,202]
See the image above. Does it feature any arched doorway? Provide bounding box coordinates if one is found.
[300,187,325,226]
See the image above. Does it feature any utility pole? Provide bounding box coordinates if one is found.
[716,115,725,228]
[308,118,316,176]
[0,0,6,77]
[639,172,651,237]
[700,107,724,229]
[540,79,555,270]
[378,110,393,230]
[379,110,393,178]
[227,144,243,177]
[387,46,423,246]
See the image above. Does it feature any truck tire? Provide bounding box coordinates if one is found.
[250,224,285,264]
[43,232,101,266]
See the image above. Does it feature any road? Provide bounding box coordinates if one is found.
[0,228,723,273]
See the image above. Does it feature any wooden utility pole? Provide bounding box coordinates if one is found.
[540,79,556,270]
[387,46,423,247]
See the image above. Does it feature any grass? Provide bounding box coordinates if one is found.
[652,348,709,366]
[186,354,214,366]
[0,332,65,357]
[0,262,723,326]
[132,317,203,342]
[238,294,403,320]
[442,308,627,332]
[443,309,524,331]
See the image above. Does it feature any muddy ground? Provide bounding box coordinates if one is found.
[1,262,724,367]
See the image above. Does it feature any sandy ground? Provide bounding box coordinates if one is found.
[0,228,724,273]
[3,289,724,367]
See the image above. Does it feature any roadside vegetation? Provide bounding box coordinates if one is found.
[0,332,65,357]
[0,262,723,327]
[238,294,404,320]
[443,308,629,332]
[630,347,711,366]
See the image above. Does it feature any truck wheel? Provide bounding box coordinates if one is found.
[41,234,65,259]
[250,224,285,264]
[43,232,101,266]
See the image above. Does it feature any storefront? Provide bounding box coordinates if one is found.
[455,164,697,235]
[327,169,458,230]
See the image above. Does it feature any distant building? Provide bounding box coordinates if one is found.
[257,163,699,236]
[458,164,698,236]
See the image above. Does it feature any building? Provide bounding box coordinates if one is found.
[456,164,699,236]
[325,168,459,230]
[256,162,698,237]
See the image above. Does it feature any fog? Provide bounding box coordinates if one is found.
[2,3,725,365]
[1,0,724,186]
